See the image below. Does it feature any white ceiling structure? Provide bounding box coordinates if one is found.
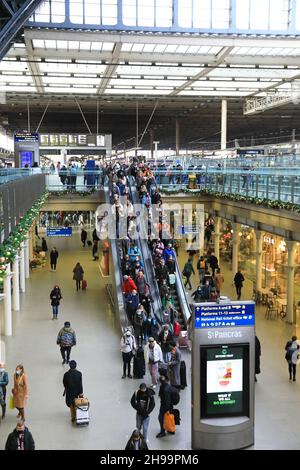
[2,28,300,109]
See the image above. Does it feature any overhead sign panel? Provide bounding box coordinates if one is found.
[46,227,72,237]
[194,302,255,329]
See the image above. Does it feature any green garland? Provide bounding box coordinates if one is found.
[159,187,300,214]
[0,192,49,285]
[49,188,96,198]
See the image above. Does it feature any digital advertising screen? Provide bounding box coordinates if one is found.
[200,344,249,419]
[20,151,33,167]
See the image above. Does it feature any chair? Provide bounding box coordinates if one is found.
[265,300,279,320]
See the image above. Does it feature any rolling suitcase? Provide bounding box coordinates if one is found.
[87,240,92,246]
[74,396,90,426]
[133,347,145,379]
[178,330,189,348]
[82,279,87,290]
[180,360,187,389]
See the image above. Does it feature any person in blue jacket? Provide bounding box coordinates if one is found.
[163,243,175,262]
[128,244,141,263]
[0,362,9,419]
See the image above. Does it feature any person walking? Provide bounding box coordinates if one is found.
[182,259,195,290]
[255,335,261,382]
[50,247,59,271]
[285,335,300,381]
[11,365,28,422]
[125,429,148,450]
[50,285,62,319]
[63,360,83,422]
[130,383,155,441]
[92,240,99,260]
[57,321,77,365]
[81,228,88,247]
[5,420,35,450]
[214,268,224,295]
[196,256,207,282]
[0,362,9,419]
[156,375,173,438]
[120,328,136,379]
[41,237,48,252]
[208,252,218,278]
[167,342,181,389]
[144,337,163,389]
[73,262,84,291]
[158,324,175,363]
[234,270,245,300]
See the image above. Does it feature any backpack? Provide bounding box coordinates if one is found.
[60,331,74,347]
[170,386,180,406]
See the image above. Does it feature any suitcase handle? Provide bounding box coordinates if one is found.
[76,403,90,411]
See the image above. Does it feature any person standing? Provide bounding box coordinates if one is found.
[120,328,136,379]
[81,228,88,247]
[285,335,299,381]
[50,285,62,319]
[57,321,77,365]
[196,256,207,282]
[5,420,35,450]
[158,325,175,363]
[234,270,245,300]
[144,337,163,389]
[208,252,218,278]
[92,240,99,260]
[41,237,48,252]
[50,247,59,271]
[255,335,261,382]
[182,259,195,290]
[214,268,224,295]
[73,262,84,291]
[11,365,28,422]
[0,362,9,419]
[130,383,155,442]
[156,375,173,438]
[63,360,83,422]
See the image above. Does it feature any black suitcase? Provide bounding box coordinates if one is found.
[133,347,145,378]
[87,240,92,246]
[180,360,187,389]
[171,408,181,425]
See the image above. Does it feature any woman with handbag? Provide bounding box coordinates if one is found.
[72,262,84,291]
[11,364,28,422]
[50,285,62,319]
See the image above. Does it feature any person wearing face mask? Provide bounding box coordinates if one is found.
[12,365,28,422]
[50,284,62,319]
[125,428,148,451]
[120,328,137,379]
[130,383,155,441]
[5,420,35,450]
[0,362,8,419]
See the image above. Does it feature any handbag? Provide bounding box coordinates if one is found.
[163,411,175,433]
[9,395,15,410]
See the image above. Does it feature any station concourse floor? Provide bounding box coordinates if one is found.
[1,232,300,449]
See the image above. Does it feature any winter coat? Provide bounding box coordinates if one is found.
[214,273,224,292]
[73,265,84,281]
[128,246,141,263]
[81,230,87,242]
[50,250,59,264]
[57,326,76,347]
[209,255,218,268]
[50,288,62,306]
[163,247,175,262]
[191,288,203,302]
[234,272,245,287]
[120,333,136,354]
[5,427,35,450]
[183,261,195,277]
[125,292,139,312]
[63,369,83,407]
[0,370,9,387]
[130,388,155,418]
[159,382,173,413]
[136,276,147,295]
[41,239,48,252]
[166,259,176,274]
[144,342,163,364]
[12,373,28,409]
[155,265,169,281]
[125,436,148,451]
[168,348,181,387]
[255,336,261,375]
[158,330,175,354]
[122,277,137,294]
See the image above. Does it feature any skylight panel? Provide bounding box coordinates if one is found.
[143,44,156,53]
[45,40,57,49]
[102,0,118,25]
[56,40,68,49]
[156,1,172,27]
[165,45,178,53]
[102,42,115,51]
[91,42,103,51]
[122,44,133,52]
[45,86,97,93]
[70,0,84,23]
[154,45,167,53]
[79,42,91,51]
[132,44,145,52]
[68,41,80,50]
[176,45,190,54]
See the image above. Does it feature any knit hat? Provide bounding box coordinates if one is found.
[69,360,77,369]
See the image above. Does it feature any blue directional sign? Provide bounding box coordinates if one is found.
[194,302,255,329]
[46,227,72,237]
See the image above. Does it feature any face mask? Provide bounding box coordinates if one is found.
[16,370,21,375]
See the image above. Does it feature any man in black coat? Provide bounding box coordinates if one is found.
[81,228,87,247]
[50,247,59,271]
[5,420,35,450]
[208,253,218,278]
[155,259,169,283]
[63,360,83,422]
[156,375,173,438]
[130,383,155,441]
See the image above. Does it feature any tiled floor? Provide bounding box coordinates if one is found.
[0,232,300,449]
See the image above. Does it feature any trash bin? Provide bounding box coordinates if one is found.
[188,174,197,189]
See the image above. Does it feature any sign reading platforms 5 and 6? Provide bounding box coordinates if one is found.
[195,302,255,329]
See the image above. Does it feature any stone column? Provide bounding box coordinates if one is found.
[20,242,26,293]
[255,230,263,292]
[4,263,12,336]
[286,240,296,324]
[214,217,221,261]
[12,257,20,311]
[232,222,240,274]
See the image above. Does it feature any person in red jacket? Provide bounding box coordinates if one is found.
[122,275,137,295]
